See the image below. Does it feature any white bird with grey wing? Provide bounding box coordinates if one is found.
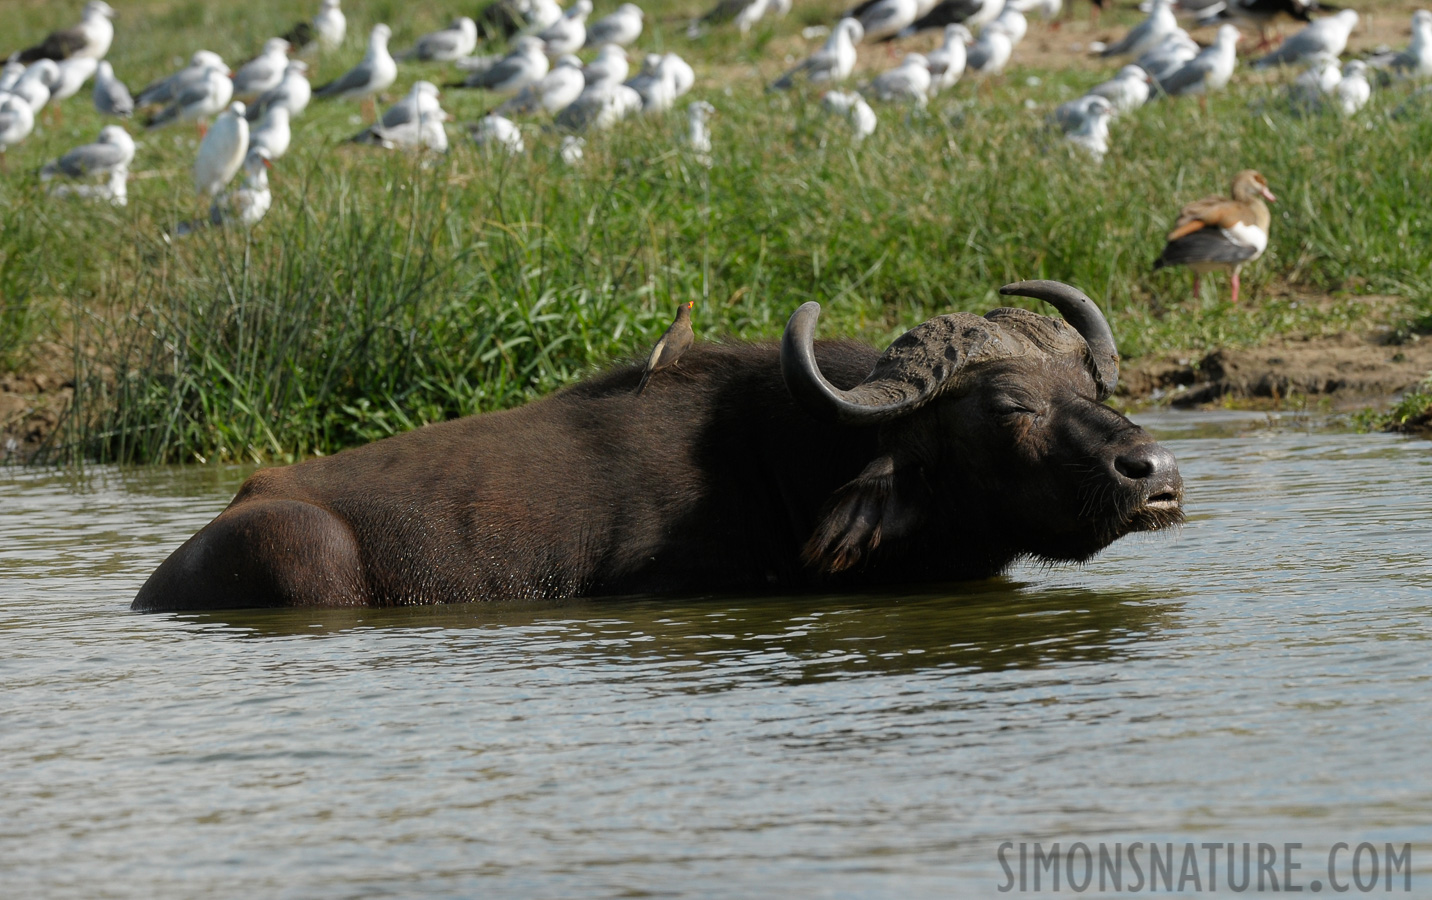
[232,39,291,102]
[1088,64,1152,113]
[1100,0,1176,59]
[247,61,310,121]
[925,24,970,96]
[92,61,132,116]
[586,4,645,47]
[16,1,115,63]
[1064,96,1113,163]
[49,57,98,103]
[626,54,679,113]
[555,79,642,132]
[866,53,932,107]
[0,59,26,94]
[1368,10,1432,81]
[857,0,921,44]
[0,95,35,166]
[179,147,273,235]
[314,24,395,102]
[461,36,549,93]
[397,18,478,62]
[313,0,347,51]
[40,123,135,181]
[538,1,593,57]
[146,64,233,129]
[1158,24,1239,96]
[135,51,227,108]
[193,101,249,197]
[770,18,863,90]
[9,61,61,114]
[350,81,448,151]
[966,23,1014,75]
[1252,9,1358,68]
[248,105,291,160]
[471,113,525,154]
[584,44,630,86]
[498,55,585,116]
[1133,30,1197,84]
[1330,59,1370,116]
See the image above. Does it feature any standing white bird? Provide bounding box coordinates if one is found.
[14,1,115,63]
[471,113,525,154]
[351,81,449,152]
[314,23,396,112]
[460,36,549,93]
[397,18,478,62]
[1064,95,1113,162]
[866,53,933,106]
[40,123,134,181]
[524,0,566,32]
[92,60,132,116]
[822,89,878,140]
[1159,24,1240,96]
[497,55,586,116]
[1101,0,1177,59]
[857,0,921,44]
[538,1,593,57]
[967,23,1014,75]
[248,105,291,160]
[49,56,98,103]
[586,4,645,47]
[1134,30,1197,83]
[9,61,61,115]
[1330,59,1370,116]
[626,54,679,113]
[1285,56,1341,113]
[662,53,696,97]
[1369,10,1432,81]
[686,100,715,166]
[1252,9,1358,68]
[135,51,227,108]
[313,0,347,51]
[193,101,249,197]
[146,64,233,129]
[1089,64,1152,112]
[584,44,630,85]
[247,60,310,121]
[990,7,1027,45]
[926,24,971,95]
[770,18,863,90]
[181,146,273,234]
[555,79,642,131]
[0,95,37,165]
[233,39,291,102]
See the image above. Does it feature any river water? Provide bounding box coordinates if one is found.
[2,411,1429,898]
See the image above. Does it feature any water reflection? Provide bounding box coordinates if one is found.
[175,583,1184,684]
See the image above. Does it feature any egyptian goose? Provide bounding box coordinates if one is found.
[1153,170,1276,304]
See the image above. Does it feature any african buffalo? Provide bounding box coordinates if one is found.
[132,280,1183,611]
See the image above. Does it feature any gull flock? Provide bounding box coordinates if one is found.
[1,0,1429,289]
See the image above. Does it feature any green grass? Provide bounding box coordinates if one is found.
[3,0,1431,461]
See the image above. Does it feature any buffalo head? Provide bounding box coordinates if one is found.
[782,279,1184,575]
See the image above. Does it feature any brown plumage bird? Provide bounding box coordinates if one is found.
[635,301,695,395]
[1153,169,1276,305]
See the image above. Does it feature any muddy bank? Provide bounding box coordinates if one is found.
[0,343,75,464]
[1121,328,1432,411]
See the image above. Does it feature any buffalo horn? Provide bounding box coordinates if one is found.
[781,301,1018,425]
[998,280,1120,400]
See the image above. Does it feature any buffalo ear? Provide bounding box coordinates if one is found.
[803,454,926,574]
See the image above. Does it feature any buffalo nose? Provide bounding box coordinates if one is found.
[1115,443,1179,485]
